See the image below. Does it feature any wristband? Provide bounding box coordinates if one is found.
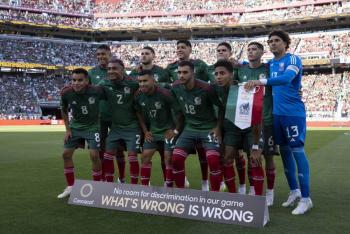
[173,129,179,135]
[252,144,259,150]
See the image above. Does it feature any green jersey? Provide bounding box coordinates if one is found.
[234,64,273,125]
[135,86,178,139]
[129,65,171,87]
[88,65,111,121]
[88,65,107,85]
[207,64,216,83]
[171,79,222,131]
[166,59,210,83]
[60,85,106,131]
[99,76,140,129]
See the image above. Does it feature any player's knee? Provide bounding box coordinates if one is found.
[90,150,100,162]
[62,150,73,160]
[141,156,151,165]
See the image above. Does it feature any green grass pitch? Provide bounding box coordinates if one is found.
[0,126,350,233]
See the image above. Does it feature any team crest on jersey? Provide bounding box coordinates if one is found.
[243,75,247,80]
[279,62,285,71]
[124,87,131,94]
[179,96,183,101]
[141,102,145,106]
[72,101,77,105]
[96,76,100,79]
[155,102,162,109]
[109,87,113,90]
[194,97,201,105]
[154,74,159,82]
[259,73,266,79]
[88,97,95,104]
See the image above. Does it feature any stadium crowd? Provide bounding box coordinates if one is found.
[0,1,343,28]
[2,29,350,68]
[302,74,343,118]
[0,74,41,119]
[0,37,97,66]
[0,9,92,29]
[6,0,91,14]
[94,2,339,28]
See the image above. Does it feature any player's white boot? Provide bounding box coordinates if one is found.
[184,176,190,188]
[57,186,73,199]
[282,189,301,207]
[117,178,125,184]
[201,180,209,191]
[238,184,246,195]
[248,186,255,195]
[292,198,313,215]
[266,189,274,206]
[219,181,226,192]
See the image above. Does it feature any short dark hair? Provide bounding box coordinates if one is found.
[178,60,194,71]
[268,30,291,49]
[177,40,192,48]
[97,44,111,51]
[139,69,154,77]
[248,41,264,51]
[72,68,88,78]
[214,60,234,73]
[142,46,155,54]
[217,42,232,51]
[108,57,124,68]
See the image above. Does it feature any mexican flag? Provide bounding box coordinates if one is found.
[225,84,264,129]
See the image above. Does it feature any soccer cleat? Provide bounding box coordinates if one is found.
[238,184,246,195]
[219,181,227,192]
[117,178,125,184]
[282,189,301,207]
[201,180,209,191]
[248,186,255,195]
[292,198,313,215]
[266,189,274,206]
[57,186,73,199]
[185,176,190,188]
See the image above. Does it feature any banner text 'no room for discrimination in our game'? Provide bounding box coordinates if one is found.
[69,180,269,228]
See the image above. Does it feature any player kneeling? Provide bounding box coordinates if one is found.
[57,68,107,198]
[135,70,183,187]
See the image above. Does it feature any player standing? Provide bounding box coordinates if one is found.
[171,61,224,191]
[88,44,125,182]
[210,42,247,193]
[245,30,312,214]
[166,40,211,190]
[100,58,141,184]
[57,68,105,198]
[135,69,183,187]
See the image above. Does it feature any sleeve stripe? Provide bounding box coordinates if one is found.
[290,55,295,65]
[286,65,299,74]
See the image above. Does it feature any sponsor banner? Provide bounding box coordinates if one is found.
[69,180,269,228]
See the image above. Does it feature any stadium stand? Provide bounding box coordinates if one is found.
[0,0,349,120]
